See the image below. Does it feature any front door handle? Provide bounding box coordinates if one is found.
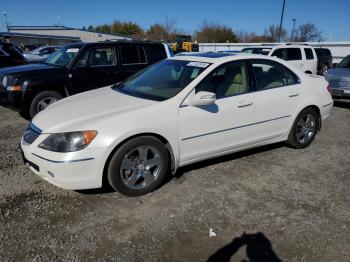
[237,102,253,108]
[289,93,300,98]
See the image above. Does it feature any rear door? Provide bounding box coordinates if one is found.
[117,45,149,81]
[286,48,305,72]
[249,59,301,142]
[69,46,119,94]
[304,48,317,74]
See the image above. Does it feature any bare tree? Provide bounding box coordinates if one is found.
[264,25,287,42]
[293,23,321,42]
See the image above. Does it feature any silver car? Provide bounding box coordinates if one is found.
[23,46,61,63]
[326,55,350,102]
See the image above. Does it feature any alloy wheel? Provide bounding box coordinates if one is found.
[120,145,162,190]
[36,97,58,112]
[295,113,316,144]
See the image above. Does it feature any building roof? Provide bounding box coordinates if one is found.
[9,25,75,30]
[0,31,81,40]
[8,25,131,39]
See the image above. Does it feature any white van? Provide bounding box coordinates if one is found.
[242,45,318,74]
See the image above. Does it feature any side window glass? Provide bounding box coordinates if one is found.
[252,59,298,90]
[138,46,147,64]
[304,48,314,60]
[196,61,248,99]
[149,45,167,62]
[121,46,147,65]
[271,48,285,59]
[77,47,115,67]
[286,48,302,60]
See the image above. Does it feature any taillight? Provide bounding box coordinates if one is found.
[13,59,26,65]
[327,84,332,94]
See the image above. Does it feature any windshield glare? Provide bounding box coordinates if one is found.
[45,46,81,66]
[115,59,209,101]
[337,56,350,68]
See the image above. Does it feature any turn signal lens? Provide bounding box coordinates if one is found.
[83,131,98,144]
[7,85,22,91]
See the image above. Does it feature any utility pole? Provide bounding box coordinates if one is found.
[3,12,9,32]
[291,18,296,42]
[277,0,286,43]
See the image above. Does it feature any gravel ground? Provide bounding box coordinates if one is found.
[0,104,349,262]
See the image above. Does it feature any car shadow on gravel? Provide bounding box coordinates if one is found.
[75,142,285,195]
[334,101,350,109]
[174,142,286,179]
[207,232,281,262]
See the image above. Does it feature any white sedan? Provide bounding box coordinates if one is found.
[21,53,333,196]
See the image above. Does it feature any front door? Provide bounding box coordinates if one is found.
[69,46,119,94]
[178,60,256,164]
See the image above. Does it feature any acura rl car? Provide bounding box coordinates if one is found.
[21,53,333,196]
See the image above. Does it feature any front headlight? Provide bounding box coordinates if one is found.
[2,76,8,87]
[39,131,97,152]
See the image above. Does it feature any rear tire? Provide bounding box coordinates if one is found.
[320,64,328,76]
[29,90,63,118]
[107,136,169,197]
[287,108,319,149]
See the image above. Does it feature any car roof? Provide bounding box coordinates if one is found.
[170,53,270,63]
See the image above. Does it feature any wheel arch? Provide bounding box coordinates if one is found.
[101,132,177,188]
[295,104,322,130]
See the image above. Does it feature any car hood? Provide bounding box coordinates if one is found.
[32,86,158,132]
[326,68,350,80]
[0,63,66,76]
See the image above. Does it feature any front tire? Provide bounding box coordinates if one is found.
[287,108,319,149]
[107,136,169,196]
[29,90,63,118]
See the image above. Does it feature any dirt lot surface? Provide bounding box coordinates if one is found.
[0,104,349,262]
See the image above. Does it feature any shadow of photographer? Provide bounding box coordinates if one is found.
[208,232,281,262]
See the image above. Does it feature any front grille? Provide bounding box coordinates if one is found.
[329,79,350,89]
[23,123,42,144]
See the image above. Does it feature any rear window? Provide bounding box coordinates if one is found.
[149,45,167,62]
[3,45,23,59]
[120,46,147,65]
[286,48,302,61]
[304,48,314,60]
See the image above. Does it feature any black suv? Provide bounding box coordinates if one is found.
[0,41,171,118]
[0,42,27,68]
[315,48,332,75]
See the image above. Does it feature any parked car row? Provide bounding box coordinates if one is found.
[0,41,171,118]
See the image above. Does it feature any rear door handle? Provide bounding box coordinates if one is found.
[237,102,253,108]
[289,93,300,98]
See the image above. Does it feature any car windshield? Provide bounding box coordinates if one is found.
[114,59,210,101]
[242,48,271,55]
[45,46,81,67]
[337,56,350,68]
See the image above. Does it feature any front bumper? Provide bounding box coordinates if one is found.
[0,88,23,111]
[21,136,107,190]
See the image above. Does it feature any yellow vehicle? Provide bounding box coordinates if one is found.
[171,35,199,54]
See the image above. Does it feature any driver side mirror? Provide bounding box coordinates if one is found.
[189,91,216,107]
